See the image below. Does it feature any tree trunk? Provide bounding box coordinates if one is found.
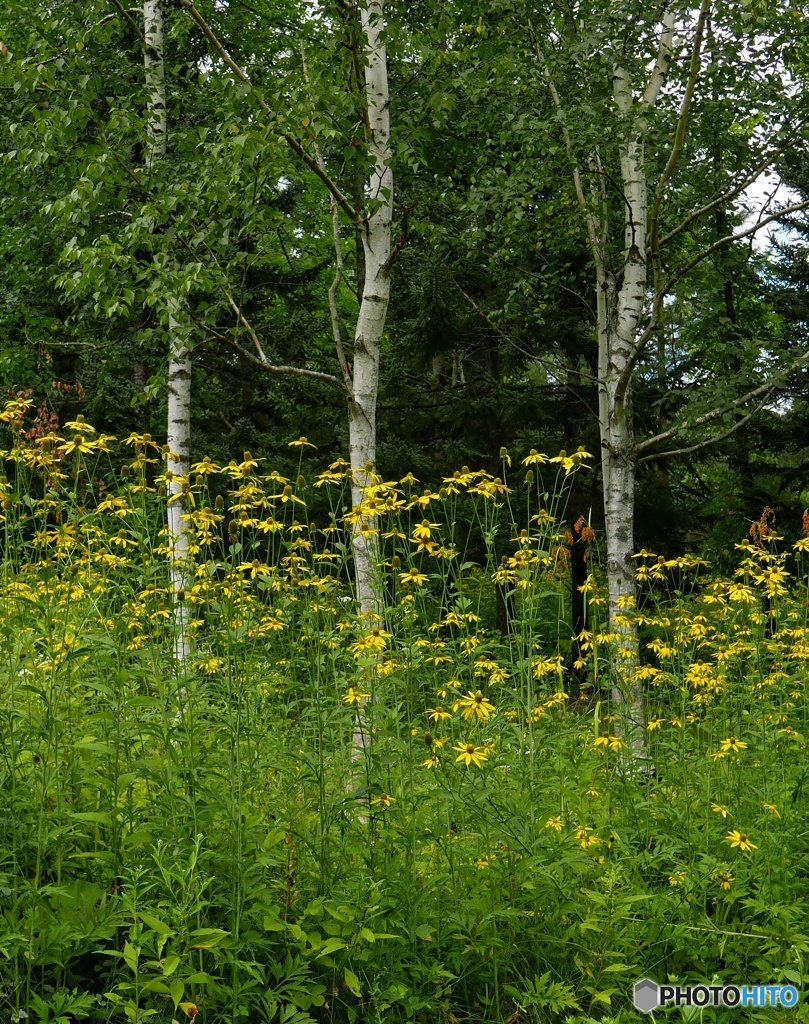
[595,67,651,764]
[348,0,392,772]
[348,0,392,617]
[145,0,192,666]
[167,303,192,664]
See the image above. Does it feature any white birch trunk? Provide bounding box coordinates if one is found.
[167,304,192,664]
[596,66,651,764]
[349,0,392,770]
[145,0,192,666]
[349,0,392,614]
[143,0,166,173]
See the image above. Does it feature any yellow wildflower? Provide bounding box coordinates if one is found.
[725,830,756,853]
[453,742,488,768]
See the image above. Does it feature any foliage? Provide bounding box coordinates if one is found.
[0,401,808,1021]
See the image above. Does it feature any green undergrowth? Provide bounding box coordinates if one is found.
[1,401,809,1023]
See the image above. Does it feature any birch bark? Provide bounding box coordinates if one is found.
[144,0,192,665]
[596,66,653,762]
[349,0,392,618]
[348,0,393,771]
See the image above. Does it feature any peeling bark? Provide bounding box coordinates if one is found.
[348,0,393,768]
[348,0,392,617]
[144,0,192,667]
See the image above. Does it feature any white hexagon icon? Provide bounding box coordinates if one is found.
[634,979,659,1013]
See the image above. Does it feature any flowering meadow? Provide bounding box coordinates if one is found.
[1,396,809,1024]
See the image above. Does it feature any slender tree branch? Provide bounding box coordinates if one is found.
[616,1,710,409]
[640,9,677,111]
[615,197,809,406]
[637,404,763,464]
[635,350,809,454]
[655,153,777,250]
[223,290,269,362]
[180,0,360,224]
[661,199,809,298]
[108,0,145,40]
[191,316,349,390]
[523,16,604,279]
[299,40,352,388]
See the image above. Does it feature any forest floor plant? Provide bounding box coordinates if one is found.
[0,397,808,1023]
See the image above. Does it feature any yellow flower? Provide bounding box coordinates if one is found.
[412,519,441,541]
[712,870,734,890]
[719,737,747,753]
[647,718,665,731]
[370,793,395,807]
[455,690,496,721]
[289,436,317,448]
[522,449,548,466]
[453,742,488,768]
[57,434,99,455]
[343,687,370,704]
[593,733,626,752]
[668,871,685,887]
[63,414,96,434]
[488,667,511,684]
[762,802,781,818]
[399,567,429,586]
[725,830,756,852]
[545,816,563,831]
[574,826,601,849]
[190,456,221,474]
[711,803,730,818]
[426,707,452,722]
[422,754,440,769]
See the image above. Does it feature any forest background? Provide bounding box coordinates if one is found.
[2,1,809,1023]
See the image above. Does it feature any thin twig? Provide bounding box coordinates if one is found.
[108,0,145,40]
[635,352,809,454]
[637,404,763,464]
[299,40,352,387]
[191,316,349,390]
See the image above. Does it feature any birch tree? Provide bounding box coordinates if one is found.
[521,1,809,761]
[180,0,395,617]
[144,0,192,664]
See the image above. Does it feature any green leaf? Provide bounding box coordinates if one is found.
[169,977,184,1007]
[162,954,181,977]
[344,968,362,997]
[186,928,229,949]
[315,937,346,958]
[139,912,174,936]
